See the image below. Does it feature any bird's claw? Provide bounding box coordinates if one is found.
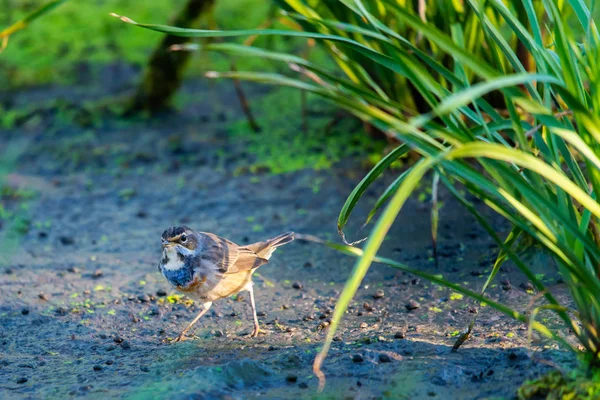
[170,334,190,343]
[250,328,263,338]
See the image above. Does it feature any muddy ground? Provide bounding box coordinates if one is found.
[0,80,578,400]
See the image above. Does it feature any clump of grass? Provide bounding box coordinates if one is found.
[518,370,600,400]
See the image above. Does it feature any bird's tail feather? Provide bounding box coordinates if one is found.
[247,232,294,260]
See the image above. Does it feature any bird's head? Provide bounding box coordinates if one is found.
[161,226,199,253]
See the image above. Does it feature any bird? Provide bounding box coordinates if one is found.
[158,226,294,342]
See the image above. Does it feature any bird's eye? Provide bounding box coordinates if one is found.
[180,235,187,243]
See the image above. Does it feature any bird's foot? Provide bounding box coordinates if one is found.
[250,328,263,338]
[169,333,191,343]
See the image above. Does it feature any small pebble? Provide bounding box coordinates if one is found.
[363,302,374,312]
[56,307,68,316]
[281,304,290,310]
[21,308,29,315]
[352,354,364,363]
[303,262,313,268]
[286,375,298,383]
[140,366,149,372]
[136,210,148,219]
[394,331,406,339]
[373,289,385,299]
[378,354,392,363]
[113,336,124,344]
[405,300,420,311]
[268,346,276,351]
[411,278,420,285]
[38,293,48,301]
[67,267,81,273]
[292,282,303,290]
[60,236,75,245]
[93,365,102,371]
[120,341,131,350]
[156,289,167,297]
[137,294,150,303]
[298,382,308,389]
[148,307,160,316]
[520,282,534,291]
[257,311,267,317]
[16,377,28,384]
[359,322,368,329]
[92,270,103,278]
[105,360,114,365]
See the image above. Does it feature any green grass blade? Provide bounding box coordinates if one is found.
[313,152,446,390]
[111,13,417,79]
[363,167,413,227]
[0,0,67,44]
[337,144,410,244]
[411,73,562,127]
[298,234,574,368]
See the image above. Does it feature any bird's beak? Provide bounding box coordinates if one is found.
[162,240,173,248]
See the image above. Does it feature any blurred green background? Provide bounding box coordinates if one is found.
[1,0,295,87]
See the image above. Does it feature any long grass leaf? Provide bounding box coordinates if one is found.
[338,144,410,244]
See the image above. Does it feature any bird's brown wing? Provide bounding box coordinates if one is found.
[199,232,267,274]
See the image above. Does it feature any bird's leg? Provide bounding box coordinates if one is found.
[172,302,212,343]
[247,285,261,337]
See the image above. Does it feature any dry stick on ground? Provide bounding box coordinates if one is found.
[126,0,215,114]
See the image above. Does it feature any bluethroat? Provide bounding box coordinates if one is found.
[159,226,294,342]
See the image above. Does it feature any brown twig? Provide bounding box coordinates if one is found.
[301,90,308,134]
[230,63,261,133]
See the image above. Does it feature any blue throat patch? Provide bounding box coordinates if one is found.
[161,261,195,288]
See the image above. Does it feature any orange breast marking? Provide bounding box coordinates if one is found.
[178,275,207,293]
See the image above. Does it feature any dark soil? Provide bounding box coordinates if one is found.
[0,81,577,399]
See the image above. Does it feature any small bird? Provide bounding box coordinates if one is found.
[158,226,294,342]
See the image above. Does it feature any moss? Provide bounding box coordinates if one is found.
[228,87,382,174]
[518,370,600,400]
